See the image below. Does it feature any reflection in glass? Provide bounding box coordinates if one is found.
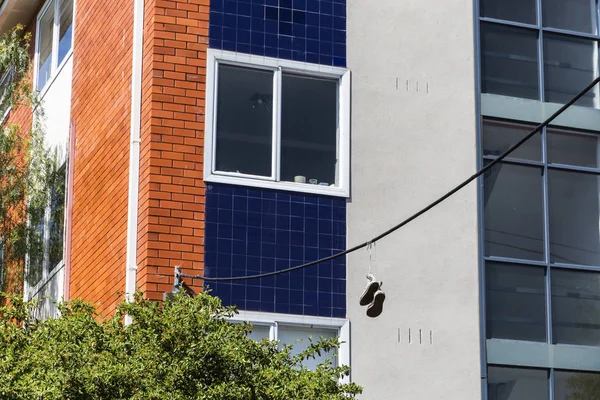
[552,269,600,346]
[481,0,536,24]
[548,127,600,168]
[58,0,74,66]
[548,170,600,266]
[248,324,270,342]
[278,326,337,370]
[543,0,599,34]
[486,262,546,342]
[49,162,66,271]
[481,23,539,100]
[544,34,598,107]
[37,1,55,90]
[554,370,600,400]
[483,119,541,161]
[487,366,548,400]
[484,163,544,261]
[280,74,338,186]
[215,65,274,177]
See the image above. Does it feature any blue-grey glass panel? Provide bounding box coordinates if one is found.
[543,0,599,35]
[548,170,600,266]
[57,0,73,66]
[552,269,600,346]
[483,119,541,161]
[481,0,536,24]
[484,163,544,261]
[487,366,548,400]
[37,1,55,90]
[486,262,546,342]
[481,23,539,100]
[215,65,273,176]
[554,370,600,399]
[544,34,598,108]
[548,127,600,168]
[280,74,338,186]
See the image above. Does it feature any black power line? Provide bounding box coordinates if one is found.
[180,77,600,283]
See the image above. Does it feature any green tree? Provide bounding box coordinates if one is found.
[0,291,362,399]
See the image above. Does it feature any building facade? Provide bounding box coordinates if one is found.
[1,0,599,398]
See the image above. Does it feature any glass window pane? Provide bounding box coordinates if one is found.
[278,325,337,370]
[548,170,600,266]
[481,23,539,100]
[57,0,73,66]
[280,74,338,186]
[487,366,548,400]
[215,65,274,177]
[483,119,541,161]
[544,34,598,108]
[481,0,536,24]
[484,163,544,261]
[548,127,600,168]
[543,0,599,34]
[37,1,55,90]
[248,324,270,341]
[552,269,600,346]
[555,370,600,399]
[48,162,66,271]
[486,262,546,342]
[27,205,46,288]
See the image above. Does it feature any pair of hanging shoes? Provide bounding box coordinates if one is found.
[359,274,385,318]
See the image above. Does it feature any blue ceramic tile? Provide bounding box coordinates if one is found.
[265,6,279,19]
[279,0,292,8]
[306,0,318,12]
[293,10,305,24]
[292,0,306,9]
[238,16,252,30]
[280,7,292,21]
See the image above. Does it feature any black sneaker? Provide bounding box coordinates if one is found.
[359,280,380,306]
[366,290,385,318]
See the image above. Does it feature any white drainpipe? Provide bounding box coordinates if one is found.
[125,0,145,324]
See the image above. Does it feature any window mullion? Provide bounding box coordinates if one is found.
[272,67,282,182]
[270,322,278,341]
[52,0,60,74]
[542,125,553,345]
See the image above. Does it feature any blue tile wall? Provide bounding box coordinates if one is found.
[209,0,347,67]
[205,184,346,318]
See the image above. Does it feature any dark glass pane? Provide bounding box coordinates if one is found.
[481,23,539,100]
[49,162,66,271]
[486,262,546,341]
[278,326,337,370]
[37,1,55,90]
[280,74,338,186]
[27,204,45,288]
[543,0,599,34]
[481,0,536,24]
[487,366,548,400]
[555,370,600,399]
[548,170,600,266]
[552,269,600,346]
[215,65,273,177]
[544,34,598,108]
[483,119,541,161]
[484,163,544,261]
[57,0,73,65]
[548,127,600,168]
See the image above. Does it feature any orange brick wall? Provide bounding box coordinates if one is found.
[136,0,209,301]
[69,0,133,314]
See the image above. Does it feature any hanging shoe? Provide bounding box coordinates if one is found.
[366,290,385,318]
[359,275,380,306]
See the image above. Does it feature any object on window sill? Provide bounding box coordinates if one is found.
[294,175,306,183]
[319,182,329,186]
[309,179,318,184]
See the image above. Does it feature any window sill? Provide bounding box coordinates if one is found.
[205,173,350,198]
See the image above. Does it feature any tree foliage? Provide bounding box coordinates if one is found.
[0,291,362,399]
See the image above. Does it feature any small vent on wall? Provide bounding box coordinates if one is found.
[398,328,433,345]
[396,78,431,94]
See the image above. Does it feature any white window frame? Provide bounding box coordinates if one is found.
[231,310,351,382]
[34,0,75,95]
[204,49,351,198]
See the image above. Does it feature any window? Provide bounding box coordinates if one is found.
[35,0,74,91]
[205,50,351,197]
[26,159,67,293]
[480,0,600,107]
[231,311,350,373]
[487,366,600,399]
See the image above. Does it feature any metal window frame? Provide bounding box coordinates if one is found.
[477,0,600,398]
[204,49,351,198]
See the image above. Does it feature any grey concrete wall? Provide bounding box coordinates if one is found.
[346,0,481,398]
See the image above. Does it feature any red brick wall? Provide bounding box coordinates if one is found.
[69,0,133,314]
[136,0,209,301]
